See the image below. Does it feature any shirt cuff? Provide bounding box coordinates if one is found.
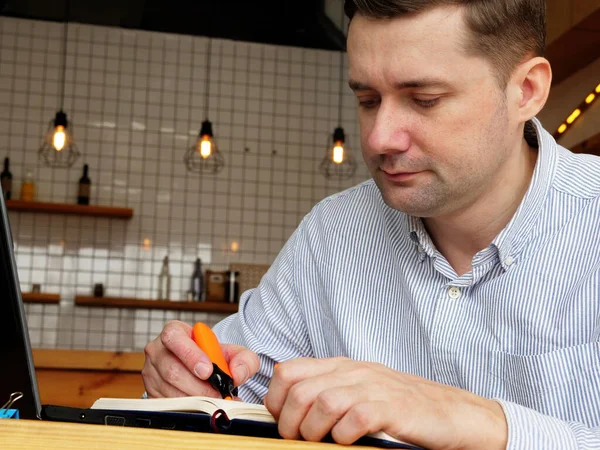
[495,399,578,450]
[141,391,148,399]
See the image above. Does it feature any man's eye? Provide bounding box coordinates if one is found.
[413,98,439,108]
[358,99,380,109]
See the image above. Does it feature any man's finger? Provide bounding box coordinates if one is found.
[143,361,189,398]
[298,384,366,442]
[154,348,221,398]
[276,372,360,439]
[265,357,346,418]
[160,321,213,379]
[142,361,166,398]
[223,344,261,386]
[331,401,389,445]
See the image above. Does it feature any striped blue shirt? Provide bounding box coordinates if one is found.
[213,118,600,449]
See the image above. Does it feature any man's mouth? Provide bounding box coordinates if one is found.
[380,169,423,182]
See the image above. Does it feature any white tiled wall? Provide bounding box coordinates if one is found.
[0,17,369,351]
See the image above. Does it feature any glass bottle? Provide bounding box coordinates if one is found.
[1,157,12,200]
[225,270,240,304]
[78,164,91,205]
[157,256,171,300]
[190,258,204,301]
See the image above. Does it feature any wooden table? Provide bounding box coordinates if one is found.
[0,419,374,449]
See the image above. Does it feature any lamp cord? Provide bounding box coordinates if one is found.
[337,50,343,127]
[59,0,70,111]
[204,38,211,120]
[337,4,346,128]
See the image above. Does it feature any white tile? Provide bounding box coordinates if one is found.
[105,318,119,332]
[28,329,42,347]
[41,330,57,347]
[134,319,148,334]
[103,333,118,348]
[73,332,89,347]
[134,334,148,350]
[27,312,42,329]
[93,258,108,272]
[46,270,61,284]
[43,313,59,329]
[77,272,92,286]
[108,256,124,271]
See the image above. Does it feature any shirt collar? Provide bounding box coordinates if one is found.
[492,118,557,268]
[407,215,436,259]
[404,118,558,267]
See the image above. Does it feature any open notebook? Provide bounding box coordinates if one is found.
[89,396,424,449]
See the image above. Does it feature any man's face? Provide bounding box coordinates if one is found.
[347,7,520,217]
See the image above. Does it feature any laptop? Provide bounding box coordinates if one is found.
[0,194,421,449]
[0,191,42,420]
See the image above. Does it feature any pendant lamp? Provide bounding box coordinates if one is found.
[38,0,80,168]
[184,37,225,174]
[319,45,357,180]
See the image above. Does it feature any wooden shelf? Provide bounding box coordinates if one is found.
[22,292,60,304]
[75,295,238,313]
[6,200,133,219]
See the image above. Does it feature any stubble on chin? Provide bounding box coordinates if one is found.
[374,173,452,218]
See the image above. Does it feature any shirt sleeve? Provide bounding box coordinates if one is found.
[212,219,314,404]
[497,399,600,449]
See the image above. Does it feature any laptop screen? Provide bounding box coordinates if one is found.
[0,194,41,419]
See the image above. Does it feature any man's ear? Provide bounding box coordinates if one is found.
[509,56,552,122]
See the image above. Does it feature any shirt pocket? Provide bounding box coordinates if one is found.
[491,342,600,426]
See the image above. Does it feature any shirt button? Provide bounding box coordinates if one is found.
[417,244,424,253]
[504,256,515,266]
[448,287,461,300]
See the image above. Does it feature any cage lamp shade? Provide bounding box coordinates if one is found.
[184,120,225,173]
[37,110,80,168]
[319,127,357,179]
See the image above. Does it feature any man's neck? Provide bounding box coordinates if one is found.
[422,140,538,277]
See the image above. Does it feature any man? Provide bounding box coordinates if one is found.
[143,1,600,448]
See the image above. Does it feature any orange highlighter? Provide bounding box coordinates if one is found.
[192,322,237,400]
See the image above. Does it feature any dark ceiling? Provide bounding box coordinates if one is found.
[0,0,346,51]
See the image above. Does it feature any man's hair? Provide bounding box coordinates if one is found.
[344,0,546,87]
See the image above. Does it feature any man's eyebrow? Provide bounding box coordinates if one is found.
[395,79,453,90]
[348,78,452,91]
[348,80,372,91]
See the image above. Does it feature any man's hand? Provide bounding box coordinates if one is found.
[142,320,260,398]
[264,358,508,449]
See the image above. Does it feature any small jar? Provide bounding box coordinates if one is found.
[93,283,104,297]
[21,168,35,202]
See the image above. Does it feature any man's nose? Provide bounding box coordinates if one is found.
[366,102,411,154]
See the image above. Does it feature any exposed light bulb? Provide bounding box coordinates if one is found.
[596,84,600,94]
[557,123,567,134]
[231,241,239,252]
[199,135,212,159]
[333,141,345,164]
[586,93,596,104]
[53,125,66,151]
[566,109,581,124]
